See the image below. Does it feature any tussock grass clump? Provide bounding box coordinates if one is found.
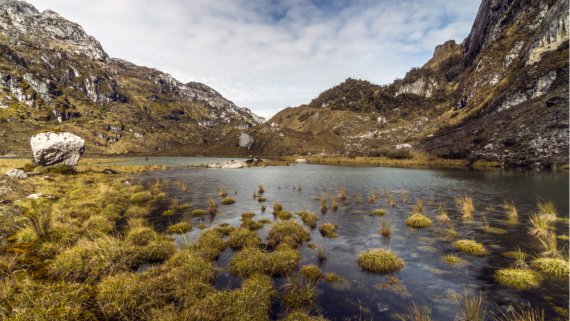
[318,223,338,238]
[379,219,391,237]
[323,272,341,283]
[530,257,569,278]
[405,213,432,228]
[372,208,387,216]
[536,231,560,258]
[494,268,542,290]
[273,202,283,213]
[227,227,262,250]
[331,197,339,211]
[413,199,424,214]
[453,239,488,256]
[536,200,557,220]
[267,221,311,248]
[208,198,218,214]
[218,185,228,197]
[528,215,552,238]
[337,188,347,201]
[191,209,208,217]
[50,236,139,283]
[298,211,318,229]
[369,192,380,203]
[214,222,235,236]
[191,230,226,260]
[129,191,153,203]
[276,210,294,220]
[456,196,474,219]
[456,292,487,321]
[167,221,192,234]
[221,197,236,205]
[258,185,265,194]
[442,254,467,265]
[491,306,545,321]
[436,204,450,223]
[282,276,315,310]
[241,217,264,231]
[282,310,329,321]
[320,193,328,213]
[229,246,301,277]
[300,264,323,283]
[357,249,404,274]
[502,201,518,223]
[0,277,94,320]
[397,303,432,321]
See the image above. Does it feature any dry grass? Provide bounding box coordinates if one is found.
[357,249,404,274]
[318,223,338,238]
[494,268,542,290]
[453,239,488,256]
[502,201,518,223]
[456,196,474,219]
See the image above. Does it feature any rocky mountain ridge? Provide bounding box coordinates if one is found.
[0,0,264,155]
[241,0,569,168]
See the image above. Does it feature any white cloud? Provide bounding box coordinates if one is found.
[28,0,480,119]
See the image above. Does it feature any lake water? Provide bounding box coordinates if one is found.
[131,159,568,320]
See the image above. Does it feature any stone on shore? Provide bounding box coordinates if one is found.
[30,132,85,168]
[6,169,27,179]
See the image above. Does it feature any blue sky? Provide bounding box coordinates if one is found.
[29,0,481,118]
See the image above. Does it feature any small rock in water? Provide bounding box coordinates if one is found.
[6,169,27,179]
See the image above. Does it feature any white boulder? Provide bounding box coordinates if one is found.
[30,132,85,168]
[208,160,246,169]
[238,133,255,149]
[6,169,27,179]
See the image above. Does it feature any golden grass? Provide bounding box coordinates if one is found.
[530,257,569,278]
[456,196,474,219]
[267,221,311,248]
[494,268,542,290]
[357,249,404,274]
[406,213,432,228]
[453,239,488,256]
[318,223,338,238]
[298,211,318,229]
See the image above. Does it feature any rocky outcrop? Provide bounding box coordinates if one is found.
[395,77,438,98]
[207,160,246,169]
[30,132,85,168]
[238,133,255,149]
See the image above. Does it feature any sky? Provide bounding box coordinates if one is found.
[29,0,481,119]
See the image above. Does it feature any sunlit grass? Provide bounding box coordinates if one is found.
[357,249,404,274]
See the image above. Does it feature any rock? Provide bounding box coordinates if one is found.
[102,168,118,174]
[6,169,27,179]
[238,133,255,149]
[394,143,412,150]
[30,132,85,168]
[208,160,246,169]
[295,158,309,163]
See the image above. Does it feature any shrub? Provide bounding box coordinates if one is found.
[453,239,488,256]
[494,268,542,290]
[267,221,310,248]
[357,249,404,274]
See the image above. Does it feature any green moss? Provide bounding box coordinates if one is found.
[371,209,387,216]
[530,257,569,278]
[357,249,404,274]
[221,197,236,205]
[167,221,192,234]
[405,213,432,228]
[267,220,311,248]
[318,223,338,238]
[298,211,318,229]
[227,227,261,250]
[494,268,542,290]
[453,239,488,256]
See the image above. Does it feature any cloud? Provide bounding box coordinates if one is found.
[28,0,480,118]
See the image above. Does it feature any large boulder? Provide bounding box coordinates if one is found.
[238,133,255,149]
[30,132,85,168]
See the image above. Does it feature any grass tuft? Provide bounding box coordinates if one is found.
[530,257,569,278]
[453,239,488,256]
[494,268,542,290]
[167,221,192,234]
[318,223,338,238]
[298,211,318,229]
[267,221,311,248]
[406,213,432,228]
[357,248,404,274]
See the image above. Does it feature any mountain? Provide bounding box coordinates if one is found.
[245,0,568,168]
[0,0,264,156]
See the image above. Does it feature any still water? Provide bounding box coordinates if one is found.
[132,159,568,320]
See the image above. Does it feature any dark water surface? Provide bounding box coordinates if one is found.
[135,161,569,320]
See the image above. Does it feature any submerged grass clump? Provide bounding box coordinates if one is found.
[494,268,542,290]
[530,257,569,278]
[405,213,432,228]
[318,223,338,238]
[298,211,318,229]
[442,254,467,265]
[453,239,488,256]
[267,220,311,248]
[167,221,192,234]
[357,249,404,274]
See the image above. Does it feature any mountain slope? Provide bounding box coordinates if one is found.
[246,0,568,168]
[0,0,264,156]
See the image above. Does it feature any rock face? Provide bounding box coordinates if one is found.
[6,168,27,179]
[238,133,255,149]
[30,132,85,168]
